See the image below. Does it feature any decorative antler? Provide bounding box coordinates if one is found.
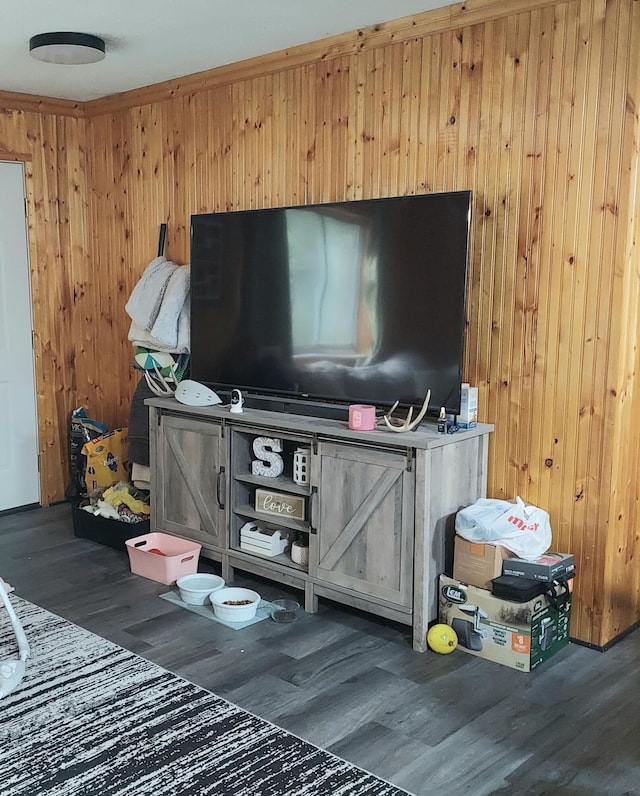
[378,389,431,433]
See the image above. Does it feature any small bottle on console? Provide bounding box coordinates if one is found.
[437,406,447,433]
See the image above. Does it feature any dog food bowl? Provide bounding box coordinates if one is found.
[176,573,225,605]
[270,599,300,623]
[210,587,261,622]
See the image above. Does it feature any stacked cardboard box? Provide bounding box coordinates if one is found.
[446,536,574,671]
[439,574,572,672]
[502,552,575,581]
[453,536,511,589]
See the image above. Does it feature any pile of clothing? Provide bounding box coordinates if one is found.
[78,481,150,524]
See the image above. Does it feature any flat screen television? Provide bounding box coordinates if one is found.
[190,191,472,420]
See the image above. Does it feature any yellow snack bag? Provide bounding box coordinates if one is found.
[82,428,130,492]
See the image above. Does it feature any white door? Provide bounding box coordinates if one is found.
[0,161,40,510]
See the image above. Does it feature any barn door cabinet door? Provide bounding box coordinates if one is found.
[151,412,226,551]
[311,440,415,608]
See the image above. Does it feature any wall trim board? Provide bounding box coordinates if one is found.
[0,152,32,162]
[83,0,562,118]
[0,90,84,118]
[570,618,640,652]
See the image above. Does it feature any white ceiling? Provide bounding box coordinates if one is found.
[0,1,451,102]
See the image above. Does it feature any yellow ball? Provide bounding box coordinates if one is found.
[427,623,458,654]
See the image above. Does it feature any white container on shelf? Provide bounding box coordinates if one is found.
[239,522,288,557]
[290,540,309,567]
[293,447,311,485]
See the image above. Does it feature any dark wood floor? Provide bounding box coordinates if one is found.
[1,503,638,796]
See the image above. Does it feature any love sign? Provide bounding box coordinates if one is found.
[255,488,305,521]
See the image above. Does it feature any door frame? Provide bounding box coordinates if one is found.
[0,154,41,509]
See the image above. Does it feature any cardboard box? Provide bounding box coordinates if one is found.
[453,535,511,589]
[502,552,575,582]
[439,575,571,672]
[458,383,478,428]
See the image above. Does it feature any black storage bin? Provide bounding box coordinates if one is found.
[71,503,149,552]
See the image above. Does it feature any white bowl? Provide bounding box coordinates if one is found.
[210,587,261,622]
[176,573,225,605]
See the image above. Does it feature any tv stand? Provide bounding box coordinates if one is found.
[147,396,493,652]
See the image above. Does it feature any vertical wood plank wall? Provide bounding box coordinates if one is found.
[0,0,638,646]
[0,100,93,505]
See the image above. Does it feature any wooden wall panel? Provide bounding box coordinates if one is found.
[0,103,91,504]
[603,0,640,642]
[82,0,638,646]
[2,0,638,646]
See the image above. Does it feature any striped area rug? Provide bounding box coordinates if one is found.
[0,598,411,796]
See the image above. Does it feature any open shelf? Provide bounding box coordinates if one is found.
[234,472,310,496]
[230,545,308,573]
[233,504,310,535]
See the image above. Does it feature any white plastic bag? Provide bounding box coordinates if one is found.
[455,497,552,561]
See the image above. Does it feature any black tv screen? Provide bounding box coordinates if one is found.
[190,191,471,418]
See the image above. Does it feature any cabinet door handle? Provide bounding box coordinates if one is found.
[308,486,318,534]
[216,466,226,510]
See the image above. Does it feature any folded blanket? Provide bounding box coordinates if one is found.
[125,256,178,331]
[149,265,190,350]
[128,318,190,354]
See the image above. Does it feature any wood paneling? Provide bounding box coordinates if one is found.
[1,0,638,645]
[0,91,84,117]
[605,0,640,642]
[0,107,91,504]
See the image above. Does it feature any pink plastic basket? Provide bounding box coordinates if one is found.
[125,532,201,585]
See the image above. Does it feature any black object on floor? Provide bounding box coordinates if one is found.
[71,503,149,552]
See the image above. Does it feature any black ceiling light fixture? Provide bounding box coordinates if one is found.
[29,32,106,65]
